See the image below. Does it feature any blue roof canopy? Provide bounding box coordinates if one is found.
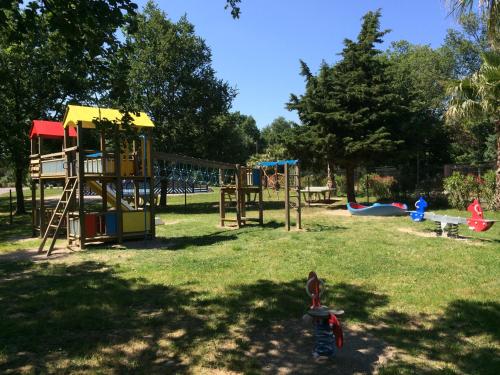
[257,160,299,167]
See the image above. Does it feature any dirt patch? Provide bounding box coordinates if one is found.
[0,247,74,262]
[323,209,351,217]
[238,320,396,375]
[397,227,484,245]
[397,227,437,238]
[163,220,183,226]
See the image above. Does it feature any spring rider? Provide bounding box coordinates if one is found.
[305,271,344,358]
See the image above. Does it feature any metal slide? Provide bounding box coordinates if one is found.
[87,180,134,211]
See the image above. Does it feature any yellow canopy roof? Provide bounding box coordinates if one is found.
[63,105,154,128]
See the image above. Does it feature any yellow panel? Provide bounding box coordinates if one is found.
[121,159,135,176]
[63,105,154,128]
[122,211,151,233]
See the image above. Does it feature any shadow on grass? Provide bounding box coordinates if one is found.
[0,261,208,373]
[0,212,34,243]
[0,260,497,374]
[375,300,500,375]
[306,223,348,232]
[0,263,391,374]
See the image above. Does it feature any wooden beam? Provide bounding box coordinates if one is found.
[258,168,264,225]
[77,121,86,249]
[39,180,45,238]
[31,181,36,237]
[114,127,123,244]
[235,166,242,228]
[154,152,236,170]
[296,163,302,230]
[148,130,155,239]
[219,188,225,226]
[285,163,290,231]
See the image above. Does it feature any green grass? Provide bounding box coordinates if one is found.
[0,190,499,374]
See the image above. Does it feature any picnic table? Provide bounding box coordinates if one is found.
[300,186,336,203]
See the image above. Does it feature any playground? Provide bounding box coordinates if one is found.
[0,188,499,374]
[0,1,499,374]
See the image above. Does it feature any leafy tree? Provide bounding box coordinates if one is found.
[384,41,454,189]
[288,10,405,202]
[446,0,499,49]
[124,1,236,159]
[0,0,136,213]
[438,13,496,168]
[225,0,242,18]
[444,13,490,78]
[261,117,295,150]
[207,112,260,163]
[446,51,500,209]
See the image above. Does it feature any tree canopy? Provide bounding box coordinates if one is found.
[122,1,236,159]
[288,10,405,201]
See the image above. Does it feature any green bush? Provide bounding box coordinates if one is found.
[358,173,396,199]
[443,172,478,209]
[336,174,347,195]
[479,170,496,210]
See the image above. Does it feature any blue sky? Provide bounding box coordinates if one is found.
[135,0,458,128]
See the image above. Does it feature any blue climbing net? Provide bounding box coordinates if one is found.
[153,160,235,186]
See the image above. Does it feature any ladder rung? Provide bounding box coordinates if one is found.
[49,224,59,228]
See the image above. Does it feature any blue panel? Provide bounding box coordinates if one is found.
[252,169,261,186]
[105,212,117,235]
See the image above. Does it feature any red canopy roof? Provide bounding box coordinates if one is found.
[30,120,76,139]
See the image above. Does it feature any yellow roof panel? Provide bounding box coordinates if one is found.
[63,105,154,128]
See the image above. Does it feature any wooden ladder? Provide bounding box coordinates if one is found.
[38,177,78,256]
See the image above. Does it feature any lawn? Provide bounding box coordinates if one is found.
[0,190,499,374]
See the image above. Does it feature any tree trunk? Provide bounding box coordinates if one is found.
[159,180,167,207]
[15,164,26,214]
[345,165,356,203]
[495,122,500,210]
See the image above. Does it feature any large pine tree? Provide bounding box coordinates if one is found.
[288,10,405,202]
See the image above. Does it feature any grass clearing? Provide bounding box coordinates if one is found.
[0,191,499,374]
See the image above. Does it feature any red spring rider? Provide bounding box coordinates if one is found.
[305,271,344,358]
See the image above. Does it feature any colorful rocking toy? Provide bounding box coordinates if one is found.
[467,199,496,232]
[305,271,344,358]
[408,197,496,237]
[410,196,428,222]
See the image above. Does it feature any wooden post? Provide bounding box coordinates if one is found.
[39,180,45,238]
[240,167,246,225]
[114,127,123,243]
[9,189,13,225]
[284,163,290,231]
[258,167,263,225]
[30,136,37,235]
[31,181,36,235]
[99,130,108,212]
[235,165,242,228]
[37,136,44,237]
[77,121,86,248]
[296,163,302,230]
[63,125,70,244]
[184,179,187,212]
[219,188,225,227]
[148,130,155,239]
[132,139,140,210]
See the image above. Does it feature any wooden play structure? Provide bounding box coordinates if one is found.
[220,160,302,231]
[219,165,264,228]
[30,105,156,255]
